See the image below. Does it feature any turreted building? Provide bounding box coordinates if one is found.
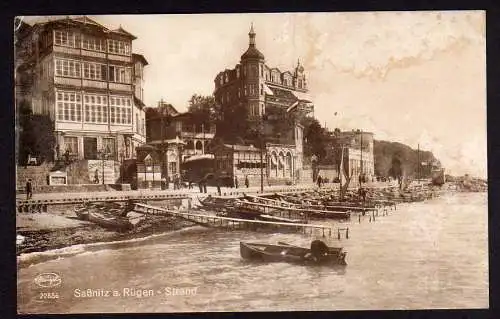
[212,25,314,185]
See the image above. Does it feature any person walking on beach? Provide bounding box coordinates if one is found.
[245,175,249,188]
[25,179,33,200]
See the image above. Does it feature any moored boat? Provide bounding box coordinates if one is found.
[240,240,347,266]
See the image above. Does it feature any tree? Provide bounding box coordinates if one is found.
[303,118,327,160]
[187,94,220,130]
[18,105,56,165]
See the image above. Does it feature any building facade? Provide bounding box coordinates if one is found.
[212,25,311,180]
[338,131,375,183]
[146,101,216,179]
[16,16,147,164]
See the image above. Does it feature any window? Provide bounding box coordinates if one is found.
[136,114,139,133]
[102,138,115,157]
[109,96,132,125]
[64,136,78,154]
[54,31,76,47]
[56,91,82,122]
[260,84,263,95]
[107,65,131,83]
[82,35,106,52]
[55,59,81,78]
[108,39,131,55]
[236,67,240,78]
[83,94,108,124]
[82,62,104,80]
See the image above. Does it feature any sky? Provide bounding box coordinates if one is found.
[21,11,487,178]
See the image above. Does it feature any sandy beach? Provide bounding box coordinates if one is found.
[16,202,193,255]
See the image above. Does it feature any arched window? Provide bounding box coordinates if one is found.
[195,140,203,150]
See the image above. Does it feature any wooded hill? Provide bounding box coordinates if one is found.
[373,140,438,178]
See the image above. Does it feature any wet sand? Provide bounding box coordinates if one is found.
[16,202,193,255]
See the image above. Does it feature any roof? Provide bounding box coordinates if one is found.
[28,16,137,39]
[241,46,265,60]
[112,26,137,40]
[132,53,148,66]
[222,144,260,152]
[266,86,296,100]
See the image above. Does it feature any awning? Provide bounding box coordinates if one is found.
[184,154,214,163]
[264,84,274,95]
[292,91,312,103]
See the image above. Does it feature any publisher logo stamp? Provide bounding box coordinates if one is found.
[34,273,62,288]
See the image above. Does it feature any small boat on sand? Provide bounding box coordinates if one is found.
[75,202,133,231]
[240,240,347,266]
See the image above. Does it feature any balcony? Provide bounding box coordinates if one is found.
[107,54,131,63]
[82,79,108,90]
[81,50,106,59]
[109,82,132,93]
[53,46,80,55]
[54,76,81,88]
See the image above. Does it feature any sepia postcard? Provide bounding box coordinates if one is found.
[15,11,487,313]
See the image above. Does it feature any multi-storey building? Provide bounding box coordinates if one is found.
[212,25,313,184]
[336,130,375,183]
[16,16,147,164]
[145,101,216,179]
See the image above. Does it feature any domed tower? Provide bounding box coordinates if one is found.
[240,24,266,122]
[293,59,307,91]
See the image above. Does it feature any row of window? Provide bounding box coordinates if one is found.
[54,31,131,55]
[63,136,116,155]
[220,84,265,104]
[56,91,133,124]
[219,65,305,89]
[55,58,132,83]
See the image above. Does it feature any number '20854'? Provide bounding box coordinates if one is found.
[39,292,59,299]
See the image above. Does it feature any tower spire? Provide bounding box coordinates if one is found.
[249,23,256,47]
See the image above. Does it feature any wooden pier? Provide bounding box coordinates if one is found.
[134,203,348,238]
[16,193,191,213]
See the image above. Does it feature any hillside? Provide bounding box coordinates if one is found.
[373,140,438,178]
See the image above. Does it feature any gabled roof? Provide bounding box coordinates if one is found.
[111,26,137,39]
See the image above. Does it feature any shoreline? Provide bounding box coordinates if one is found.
[16,202,194,257]
[16,185,477,258]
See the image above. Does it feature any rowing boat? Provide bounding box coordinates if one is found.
[240,240,347,266]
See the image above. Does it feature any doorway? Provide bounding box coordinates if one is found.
[84,137,98,160]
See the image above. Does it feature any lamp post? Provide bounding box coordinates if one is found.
[99,148,108,185]
[120,151,124,184]
[260,114,267,193]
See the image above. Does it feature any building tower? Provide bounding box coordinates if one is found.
[240,24,266,124]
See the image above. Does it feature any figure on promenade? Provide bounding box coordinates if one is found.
[234,176,239,189]
[25,178,33,200]
[217,178,221,196]
[245,175,249,188]
[317,175,322,188]
[166,175,170,189]
[94,169,100,184]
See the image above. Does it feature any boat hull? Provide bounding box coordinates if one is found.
[240,242,347,266]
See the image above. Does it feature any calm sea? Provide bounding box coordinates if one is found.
[17,192,488,313]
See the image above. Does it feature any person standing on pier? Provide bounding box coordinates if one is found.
[245,175,249,188]
[25,179,33,200]
[216,178,221,196]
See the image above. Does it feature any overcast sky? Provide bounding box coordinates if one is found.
[21,11,486,178]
